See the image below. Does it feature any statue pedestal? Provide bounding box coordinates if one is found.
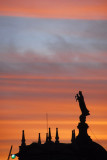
[76,115,92,145]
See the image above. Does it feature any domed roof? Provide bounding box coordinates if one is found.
[75,140,107,160]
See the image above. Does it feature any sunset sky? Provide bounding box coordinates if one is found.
[0,0,107,160]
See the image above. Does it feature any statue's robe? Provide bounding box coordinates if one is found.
[78,93,90,116]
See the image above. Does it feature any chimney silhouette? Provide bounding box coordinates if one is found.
[55,128,59,143]
[38,133,41,144]
[48,128,52,142]
[71,129,75,143]
[21,130,26,146]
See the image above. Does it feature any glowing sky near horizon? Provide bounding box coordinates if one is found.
[0,1,107,160]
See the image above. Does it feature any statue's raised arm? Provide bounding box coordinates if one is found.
[75,91,90,116]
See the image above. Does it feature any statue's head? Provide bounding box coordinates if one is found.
[79,91,82,95]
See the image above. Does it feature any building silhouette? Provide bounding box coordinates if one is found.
[14,92,106,160]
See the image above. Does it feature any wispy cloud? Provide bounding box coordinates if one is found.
[0,17,107,79]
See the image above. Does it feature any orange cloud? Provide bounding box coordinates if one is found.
[0,0,107,19]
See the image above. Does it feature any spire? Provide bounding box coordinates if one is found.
[38,133,41,144]
[48,128,52,142]
[55,128,59,143]
[71,129,75,143]
[46,133,48,143]
[21,130,26,146]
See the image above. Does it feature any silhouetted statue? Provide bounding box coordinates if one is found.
[13,92,107,160]
[75,91,90,116]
